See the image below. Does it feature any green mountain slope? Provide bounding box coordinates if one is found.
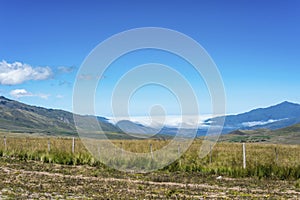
[220,124,300,144]
[0,96,120,136]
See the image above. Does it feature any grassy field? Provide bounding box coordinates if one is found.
[0,135,299,199]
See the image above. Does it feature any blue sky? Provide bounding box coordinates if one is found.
[0,0,300,117]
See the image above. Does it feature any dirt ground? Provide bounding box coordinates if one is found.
[0,157,299,199]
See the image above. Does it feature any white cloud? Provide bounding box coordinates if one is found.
[10,89,32,98]
[0,60,52,85]
[10,89,49,99]
[38,94,50,99]
[108,115,215,129]
[242,119,283,127]
[57,66,75,73]
[56,94,64,99]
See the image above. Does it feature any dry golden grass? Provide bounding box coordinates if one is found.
[0,135,299,179]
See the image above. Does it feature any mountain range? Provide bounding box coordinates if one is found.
[0,96,120,136]
[116,101,300,136]
[207,101,300,133]
[0,96,300,143]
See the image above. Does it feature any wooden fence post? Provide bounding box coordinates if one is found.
[4,136,6,150]
[209,144,212,164]
[72,137,75,153]
[120,142,123,157]
[150,144,153,159]
[275,147,278,164]
[178,144,181,167]
[47,139,51,152]
[242,143,246,169]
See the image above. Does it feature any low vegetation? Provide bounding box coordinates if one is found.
[0,135,299,180]
[0,134,299,198]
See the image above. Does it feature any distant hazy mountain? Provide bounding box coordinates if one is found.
[206,101,300,133]
[0,96,120,135]
[118,101,300,136]
[116,120,158,135]
[116,120,198,138]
